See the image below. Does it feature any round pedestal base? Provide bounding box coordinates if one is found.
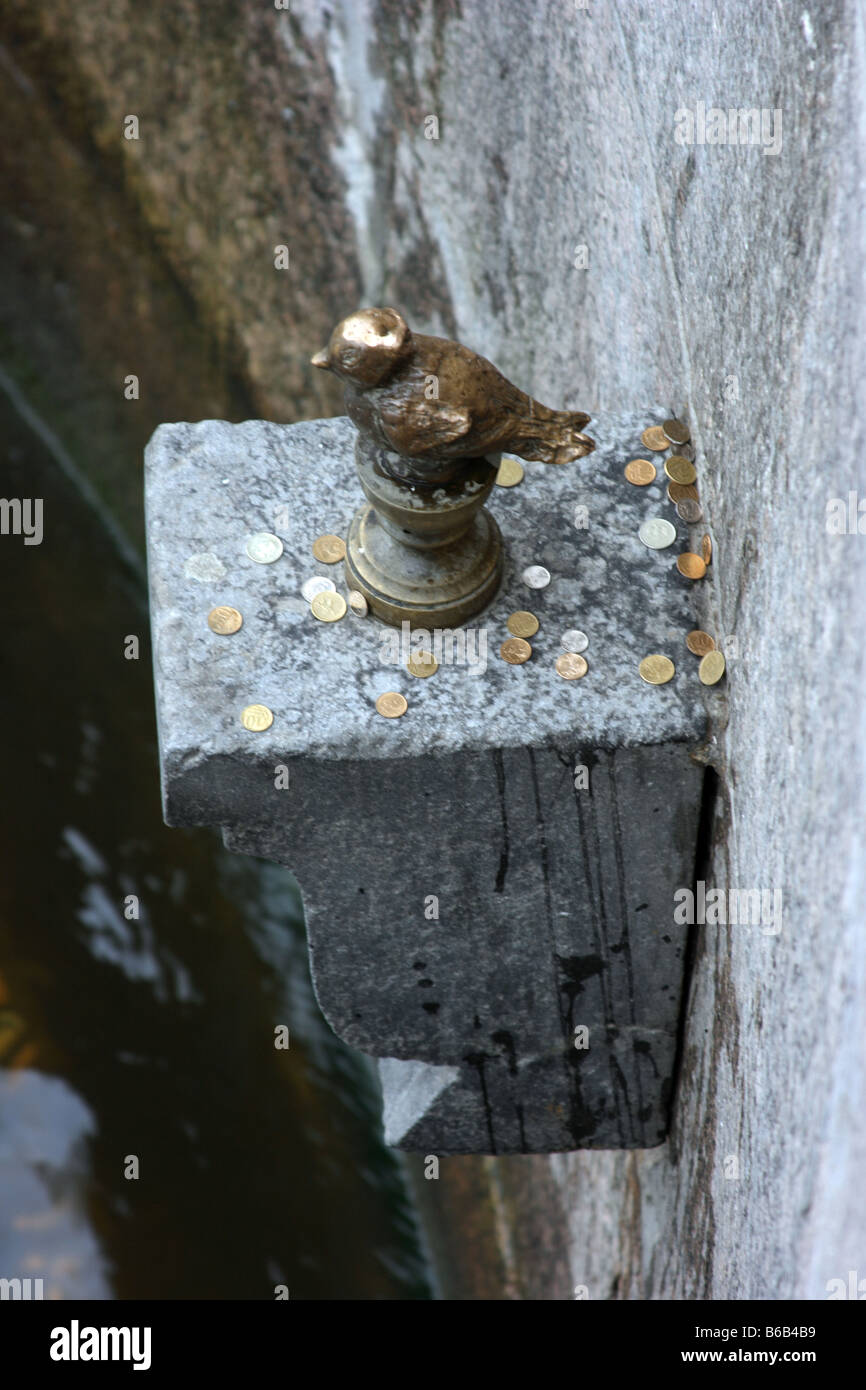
[346,502,503,628]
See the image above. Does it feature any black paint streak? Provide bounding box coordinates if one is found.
[464,1052,496,1153]
[608,755,645,1122]
[633,1037,660,1078]
[492,748,509,893]
[555,953,605,1038]
[572,753,623,1142]
[528,747,593,1144]
[515,1101,527,1154]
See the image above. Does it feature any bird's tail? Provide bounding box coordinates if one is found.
[515,407,595,465]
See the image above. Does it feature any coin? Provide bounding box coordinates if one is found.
[641,425,669,451]
[241,703,274,731]
[624,458,657,486]
[664,455,697,486]
[376,691,408,718]
[676,498,703,523]
[663,418,690,445]
[500,637,532,664]
[507,610,539,638]
[522,565,550,589]
[348,589,369,616]
[301,575,336,603]
[667,481,699,504]
[560,629,589,654]
[495,456,525,487]
[639,517,677,549]
[639,654,675,685]
[676,552,707,579]
[686,629,715,656]
[311,590,347,621]
[312,533,346,563]
[555,652,588,680]
[207,605,243,635]
[699,651,726,685]
[246,532,284,564]
[407,650,438,678]
[701,533,713,566]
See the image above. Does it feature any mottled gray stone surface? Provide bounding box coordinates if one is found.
[146,412,705,776]
[146,410,706,1152]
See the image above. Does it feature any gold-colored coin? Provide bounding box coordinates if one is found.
[311,590,347,622]
[676,552,707,579]
[699,650,726,686]
[207,605,243,635]
[376,691,408,718]
[407,650,438,678]
[500,637,532,665]
[663,418,690,446]
[312,533,347,563]
[555,652,588,680]
[686,629,715,657]
[348,589,368,616]
[641,425,669,452]
[639,654,675,685]
[701,533,713,566]
[241,703,273,731]
[624,458,657,486]
[667,481,699,504]
[665,455,697,485]
[495,456,525,487]
[507,610,539,638]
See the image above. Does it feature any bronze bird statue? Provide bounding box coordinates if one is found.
[311,307,595,483]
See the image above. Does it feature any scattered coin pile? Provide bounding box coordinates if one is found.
[205,527,383,730]
[628,418,725,689]
[630,420,708,579]
[207,419,725,734]
[498,609,590,680]
[686,630,726,685]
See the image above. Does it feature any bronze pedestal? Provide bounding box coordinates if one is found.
[345,436,503,629]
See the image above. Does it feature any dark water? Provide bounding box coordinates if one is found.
[0,394,431,1299]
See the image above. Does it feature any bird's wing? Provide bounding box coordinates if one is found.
[376,393,472,457]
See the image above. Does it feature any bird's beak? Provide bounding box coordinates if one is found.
[310,349,330,370]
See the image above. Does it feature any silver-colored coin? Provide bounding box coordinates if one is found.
[301,575,336,603]
[245,532,284,564]
[638,517,677,550]
[676,498,703,524]
[522,564,551,589]
[560,629,589,654]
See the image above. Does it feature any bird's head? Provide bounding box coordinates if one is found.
[311,307,412,387]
